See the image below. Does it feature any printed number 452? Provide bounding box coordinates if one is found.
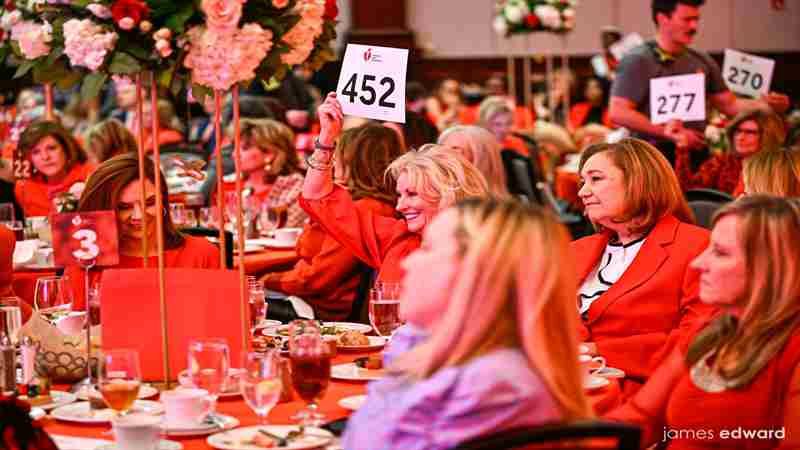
[342,73,396,108]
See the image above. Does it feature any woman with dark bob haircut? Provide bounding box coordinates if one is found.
[14,120,94,216]
[66,153,219,309]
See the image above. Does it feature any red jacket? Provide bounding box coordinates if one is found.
[262,197,396,320]
[299,186,420,284]
[572,215,713,394]
[15,162,94,217]
[568,102,612,131]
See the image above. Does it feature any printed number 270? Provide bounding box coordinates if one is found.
[342,73,396,108]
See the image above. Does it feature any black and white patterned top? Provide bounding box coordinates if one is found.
[578,235,647,316]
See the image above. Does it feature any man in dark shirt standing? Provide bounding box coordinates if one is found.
[609,0,789,163]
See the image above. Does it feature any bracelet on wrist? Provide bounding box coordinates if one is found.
[314,138,335,151]
[305,152,334,171]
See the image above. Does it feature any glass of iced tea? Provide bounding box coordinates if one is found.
[98,349,141,416]
[288,320,331,426]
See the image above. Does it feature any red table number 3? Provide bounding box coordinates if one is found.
[51,211,120,267]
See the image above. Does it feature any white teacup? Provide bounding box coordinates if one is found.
[112,414,161,450]
[274,228,301,245]
[578,354,606,379]
[160,389,211,428]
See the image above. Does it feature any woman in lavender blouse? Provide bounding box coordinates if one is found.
[342,198,592,450]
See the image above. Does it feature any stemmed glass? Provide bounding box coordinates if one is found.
[98,349,142,416]
[247,276,267,332]
[188,338,230,419]
[289,320,331,426]
[240,351,282,425]
[369,282,402,337]
[0,297,23,345]
[34,276,74,322]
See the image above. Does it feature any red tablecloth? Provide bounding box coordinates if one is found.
[42,350,621,450]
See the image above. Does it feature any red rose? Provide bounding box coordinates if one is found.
[323,0,338,21]
[525,13,539,28]
[111,0,150,26]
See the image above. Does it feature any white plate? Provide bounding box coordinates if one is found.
[337,336,386,351]
[25,390,77,411]
[52,435,114,450]
[234,243,265,254]
[161,414,239,437]
[255,319,282,329]
[583,375,611,391]
[77,385,159,401]
[97,440,182,450]
[262,322,373,338]
[175,369,244,398]
[51,400,165,424]
[323,322,374,334]
[331,363,384,381]
[337,394,367,411]
[594,367,626,379]
[207,425,333,450]
[255,238,296,249]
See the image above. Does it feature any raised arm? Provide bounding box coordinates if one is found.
[303,92,343,200]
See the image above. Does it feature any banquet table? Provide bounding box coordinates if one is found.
[41,349,622,450]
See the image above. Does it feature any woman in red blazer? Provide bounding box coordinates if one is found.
[574,139,715,396]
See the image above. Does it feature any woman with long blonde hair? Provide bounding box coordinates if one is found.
[343,199,591,449]
[608,195,800,448]
[742,149,800,197]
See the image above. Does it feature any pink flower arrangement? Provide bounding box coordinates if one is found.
[201,0,245,31]
[184,23,273,91]
[280,0,324,65]
[11,20,51,59]
[87,3,112,19]
[63,19,118,70]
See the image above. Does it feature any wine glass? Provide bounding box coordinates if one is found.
[187,338,230,418]
[0,297,23,345]
[369,283,402,337]
[240,351,282,425]
[34,276,74,322]
[99,349,142,416]
[288,320,331,426]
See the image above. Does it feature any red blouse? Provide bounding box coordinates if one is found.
[14,162,95,217]
[608,314,800,449]
[262,197,396,320]
[67,235,220,310]
[299,186,420,284]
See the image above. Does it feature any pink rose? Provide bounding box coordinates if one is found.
[201,0,244,31]
[11,20,51,59]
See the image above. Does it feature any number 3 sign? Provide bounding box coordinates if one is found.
[650,73,706,125]
[336,44,409,124]
[51,211,120,267]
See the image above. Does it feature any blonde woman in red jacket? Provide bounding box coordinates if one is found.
[574,138,715,397]
[261,124,404,320]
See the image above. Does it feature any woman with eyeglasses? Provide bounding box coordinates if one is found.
[674,109,785,195]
